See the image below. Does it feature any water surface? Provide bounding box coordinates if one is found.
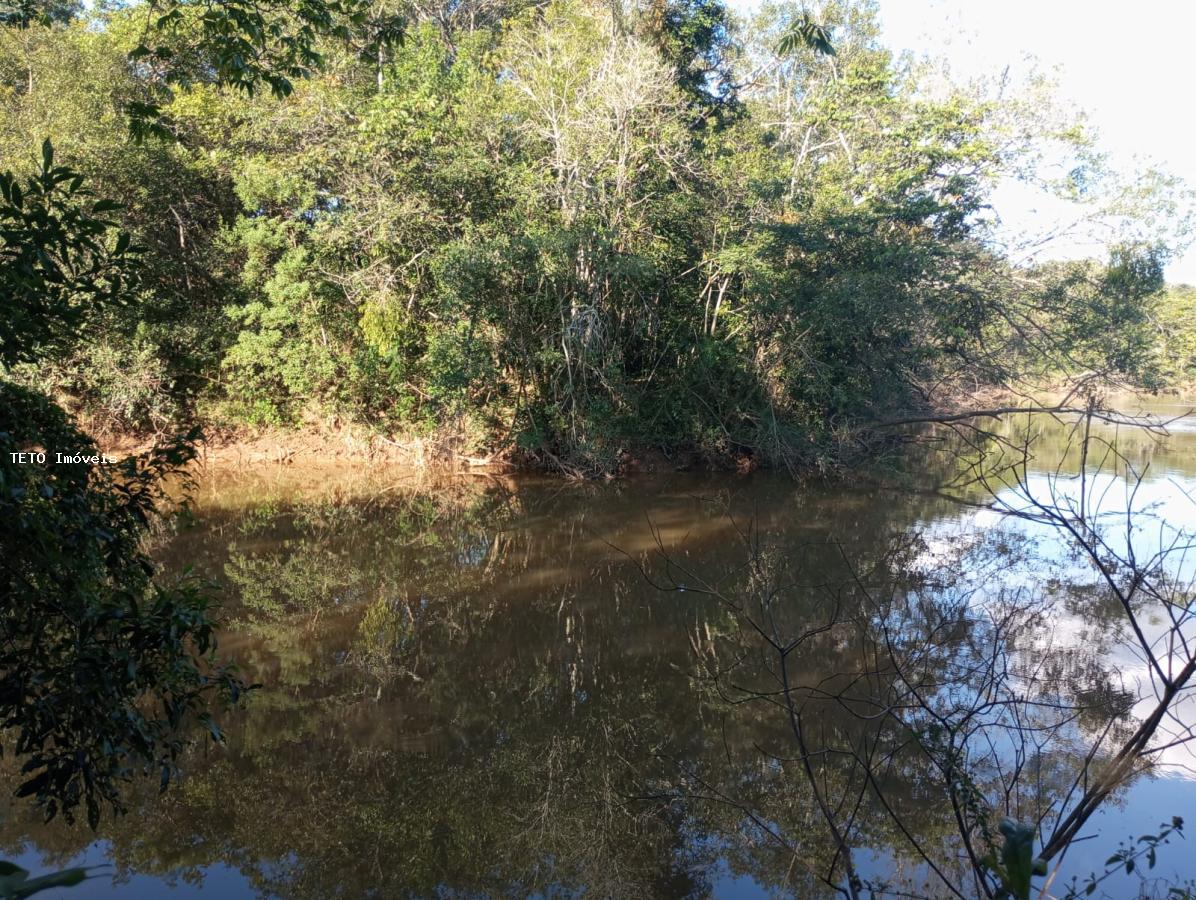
[5,402,1196,898]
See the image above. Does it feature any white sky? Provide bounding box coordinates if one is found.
[729,0,1196,283]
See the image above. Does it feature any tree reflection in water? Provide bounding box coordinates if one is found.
[3,410,1196,898]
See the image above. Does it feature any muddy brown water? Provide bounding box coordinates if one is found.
[5,401,1196,898]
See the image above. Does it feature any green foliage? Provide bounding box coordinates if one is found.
[2,0,1180,474]
[0,384,248,828]
[0,146,248,827]
[0,140,136,367]
[776,12,835,56]
[989,819,1047,900]
[0,16,241,424]
[641,0,737,114]
[220,223,345,423]
[0,0,78,29]
[1028,245,1166,385]
[126,0,403,138]
[1152,284,1196,384]
[25,326,183,433]
[1062,818,1192,900]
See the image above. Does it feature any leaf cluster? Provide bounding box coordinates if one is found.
[0,140,137,367]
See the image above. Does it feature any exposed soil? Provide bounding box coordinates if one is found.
[101,425,510,473]
[100,425,704,477]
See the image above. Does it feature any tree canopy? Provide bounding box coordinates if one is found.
[2,0,1186,474]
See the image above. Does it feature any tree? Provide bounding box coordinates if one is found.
[1,143,248,828]
[635,406,1196,898]
[124,0,402,138]
[0,141,134,367]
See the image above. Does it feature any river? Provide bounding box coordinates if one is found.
[4,401,1195,898]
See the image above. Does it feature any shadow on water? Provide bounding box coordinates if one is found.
[4,403,1196,898]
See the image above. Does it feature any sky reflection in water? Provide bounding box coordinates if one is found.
[5,403,1196,898]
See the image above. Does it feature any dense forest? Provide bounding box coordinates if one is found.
[2,0,1192,476]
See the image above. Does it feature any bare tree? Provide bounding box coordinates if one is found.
[633,404,1196,899]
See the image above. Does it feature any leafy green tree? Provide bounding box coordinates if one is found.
[1,145,247,827]
[0,141,134,366]
[123,0,403,137]
[1153,283,1196,383]
[0,16,241,429]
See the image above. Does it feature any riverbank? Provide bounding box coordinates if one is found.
[102,424,499,470]
[96,384,1196,478]
[101,422,702,477]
